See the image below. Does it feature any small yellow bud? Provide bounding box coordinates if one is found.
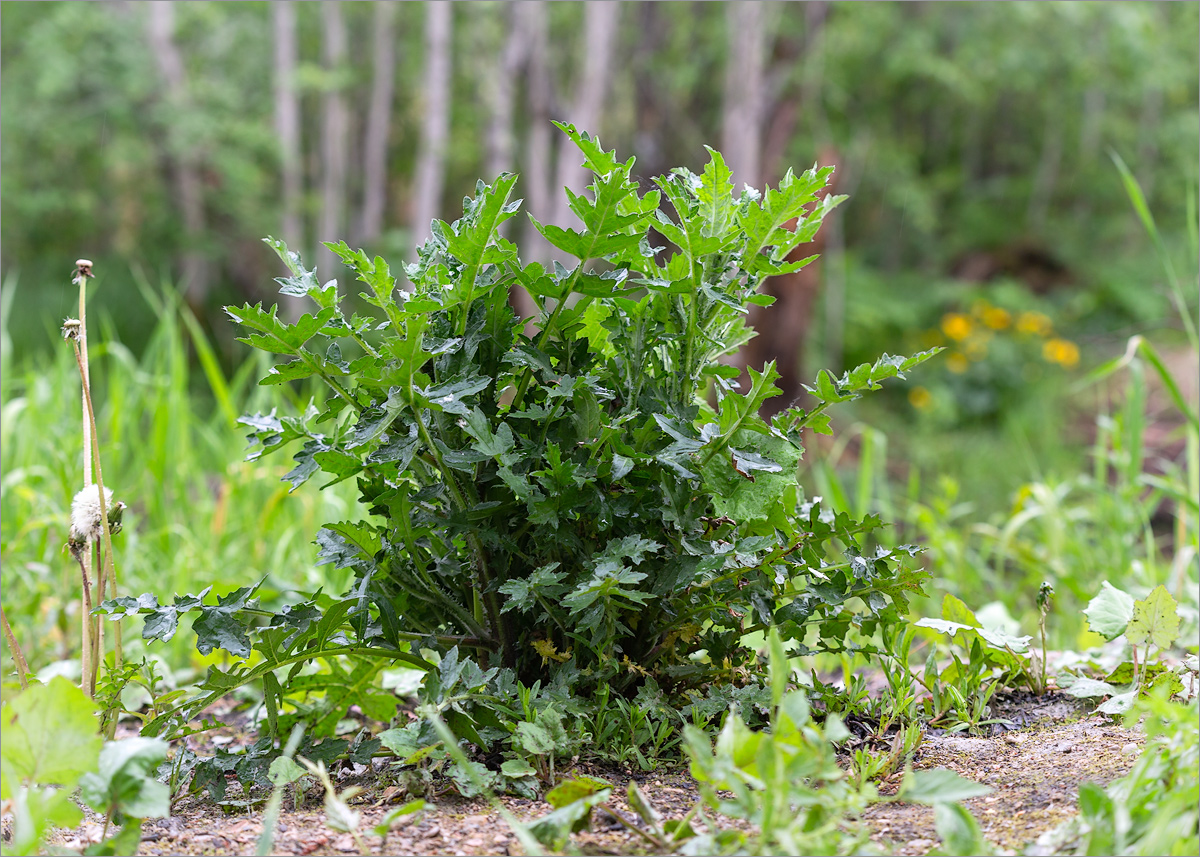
[946,352,970,374]
[908,386,933,410]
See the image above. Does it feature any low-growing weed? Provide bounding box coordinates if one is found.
[0,677,170,854]
[1059,582,1196,714]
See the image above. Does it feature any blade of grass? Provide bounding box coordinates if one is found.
[1110,150,1198,350]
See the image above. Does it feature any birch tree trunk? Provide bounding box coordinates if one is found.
[551,1,621,231]
[272,1,305,318]
[358,2,397,246]
[523,1,555,265]
[411,1,453,251]
[485,2,527,181]
[721,2,766,192]
[317,1,350,277]
[487,2,538,322]
[146,1,209,302]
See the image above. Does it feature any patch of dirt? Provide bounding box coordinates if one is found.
[865,712,1142,855]
[42,694,1142,856]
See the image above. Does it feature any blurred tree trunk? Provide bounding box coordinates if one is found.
[358,2,397,246]
[632,2,669,179]
[272,2,305,318]
[551,1,621,231]
[1027,105,1063,235]
[146,2,209,302]
[727,3,843,411]
[523,0,555,265]
[317,1,349,278]
[721,2,765,192]
[412,1,453,251]
[487,2,539,322]
[486,2,527,181]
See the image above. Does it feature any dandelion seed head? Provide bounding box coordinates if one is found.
[70,484,114,542]
[62,318,82,341]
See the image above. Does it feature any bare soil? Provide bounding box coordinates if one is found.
[41,691,1141,856]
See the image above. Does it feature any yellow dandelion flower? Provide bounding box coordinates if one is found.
[1042,338,1080,368]
[908,386,933,410]
[941,313,973,341]
[947,352,970,374]
[1017,311,1052,336]
[982,307,1012,330]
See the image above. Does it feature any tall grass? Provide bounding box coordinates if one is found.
[0,276,360,689]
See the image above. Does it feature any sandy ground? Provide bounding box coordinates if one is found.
[28,688,1145,857]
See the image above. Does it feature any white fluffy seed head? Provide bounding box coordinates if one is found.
[70,484,114,542]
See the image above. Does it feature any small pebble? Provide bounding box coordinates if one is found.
[906,838,935,851]
[1122,742,1140,757]
[1057,742,1075,753]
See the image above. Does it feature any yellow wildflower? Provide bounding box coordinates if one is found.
[1017,311,1053,336]
[946,352,970,374]
[1042,338,1080,368]
[941,313,973,341]
[908,386,933,410]
[982,307,1012,330]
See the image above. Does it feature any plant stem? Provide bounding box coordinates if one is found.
[1039,616,1048,695]
[0,606,31,690]
[510,261,589,411]
[75,270,96,695]
[90,541,104,695]
[72,340,123,678]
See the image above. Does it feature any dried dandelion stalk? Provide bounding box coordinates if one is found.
[64,259,123,695]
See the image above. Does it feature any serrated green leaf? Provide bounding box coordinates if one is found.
[1125,585,1180,650]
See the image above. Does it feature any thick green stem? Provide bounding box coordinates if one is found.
[511,260,591,411]
[408,399,506,654]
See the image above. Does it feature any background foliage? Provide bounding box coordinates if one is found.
[2,2,1196,354]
